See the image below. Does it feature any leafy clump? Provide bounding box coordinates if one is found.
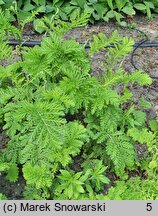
[0,10,157,200]
[98,177,158,200]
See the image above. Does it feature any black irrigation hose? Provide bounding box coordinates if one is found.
[8,40,41,46]
[8,39,158,48]
[130,29,148,71]
[130,29,158,79]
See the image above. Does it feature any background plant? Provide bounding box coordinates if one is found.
[0,0,158,32]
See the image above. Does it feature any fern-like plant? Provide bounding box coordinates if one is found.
[0,9,156,200]
[98,177,158,200]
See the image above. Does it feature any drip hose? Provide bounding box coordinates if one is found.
[130,29,158,79]
[7,39,158,48]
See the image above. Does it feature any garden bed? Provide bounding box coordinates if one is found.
[0,14,158,200]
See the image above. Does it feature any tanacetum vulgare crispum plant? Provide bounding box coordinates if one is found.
[0,10,157,200]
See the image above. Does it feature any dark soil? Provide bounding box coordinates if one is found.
[0,14,158,199]
[0,130,10,151]
[0,174,25,200]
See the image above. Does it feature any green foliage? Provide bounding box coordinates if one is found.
[1,0,158,31]
[146,117,158,178]
[0,8,20,37]
[0,193,7,200]
[101,177,158,200]
[56,170,85,199]
[23,185,50,200]
[6,164,19,182]
[81,160,110,191]
[23,164,52,189]
[55,160,109,199]
[106,132,136,176]
[0,35,12,61]
[0,10,157,200]
[127,128,155,144]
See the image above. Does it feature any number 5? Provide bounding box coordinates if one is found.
[146,203,152,211]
